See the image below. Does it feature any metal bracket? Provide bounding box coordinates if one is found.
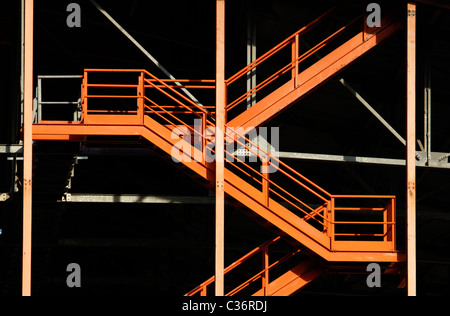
[437,153,450,163]
[0,193,11,202]
[62,193,72,202]
[419,151,450,168]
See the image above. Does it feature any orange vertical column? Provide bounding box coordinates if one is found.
[215,0,226,297]
[406,2,417,297]
[22,0,34,297]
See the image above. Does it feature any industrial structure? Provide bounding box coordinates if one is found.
[1,0,450,296]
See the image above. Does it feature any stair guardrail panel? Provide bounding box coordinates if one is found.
[34,68,399,257]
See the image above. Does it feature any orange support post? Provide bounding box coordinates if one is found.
[22,0,34,297]
[406,2,417,297]
[215,0,226,297]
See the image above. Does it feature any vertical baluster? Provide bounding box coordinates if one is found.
[291,34,299,88]
[384,201,389,243]
[262,156,270,207]
[81,71,88,123]
[262,244,269,296]
[329,197,335,251]
[138,72,145,124]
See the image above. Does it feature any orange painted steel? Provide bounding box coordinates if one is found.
[22,0,34,297]
[33,68,403,263]
[215,0,226,296]
[406,2,417,297]
[226,13,363,112]
[32,70,405,292]
[227,11,403,130]
[226,6,337,86]
[31,4,408,296]
[252,258,327,296]
[185,237,306,296]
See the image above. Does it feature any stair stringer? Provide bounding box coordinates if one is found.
[32,119,405,263]
[252,257,327,296]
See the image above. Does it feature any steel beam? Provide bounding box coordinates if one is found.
[247,2,257,109]
[0,145,23,154]
[278,152,406,166]
[339,79,406,146]
[406,2,417,297]
[215,0,226,297]
[60,194,215,204]
[424,55,432,165]
[22,0,34,297]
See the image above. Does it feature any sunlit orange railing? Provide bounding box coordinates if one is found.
[224,6,366,117]
[185,236,302,296]
[77,69,397,253]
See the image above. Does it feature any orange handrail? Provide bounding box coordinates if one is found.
[185,237,303,297]
[225,5,367,116]
[226,13,363,112]
[185,237,281,296]
[79,68,397,252]
[226,6,338,85]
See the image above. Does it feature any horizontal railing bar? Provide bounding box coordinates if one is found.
[146,85,215,89]
[86,95,138,99]
[334,207,386,211]
[87,84,139,88]
[38,75,83,79]
[146,105,216,110]
[85,68,146,73]
[145,79,216,83]
[39,101,79,105]
[333,221,396,225]
[84,69,213,83]
[332,195,396,199]
[87,110,137,113]
[334,233,388,237]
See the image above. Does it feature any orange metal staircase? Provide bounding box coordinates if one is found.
[225,6,402,130]
[31,6,406,296]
